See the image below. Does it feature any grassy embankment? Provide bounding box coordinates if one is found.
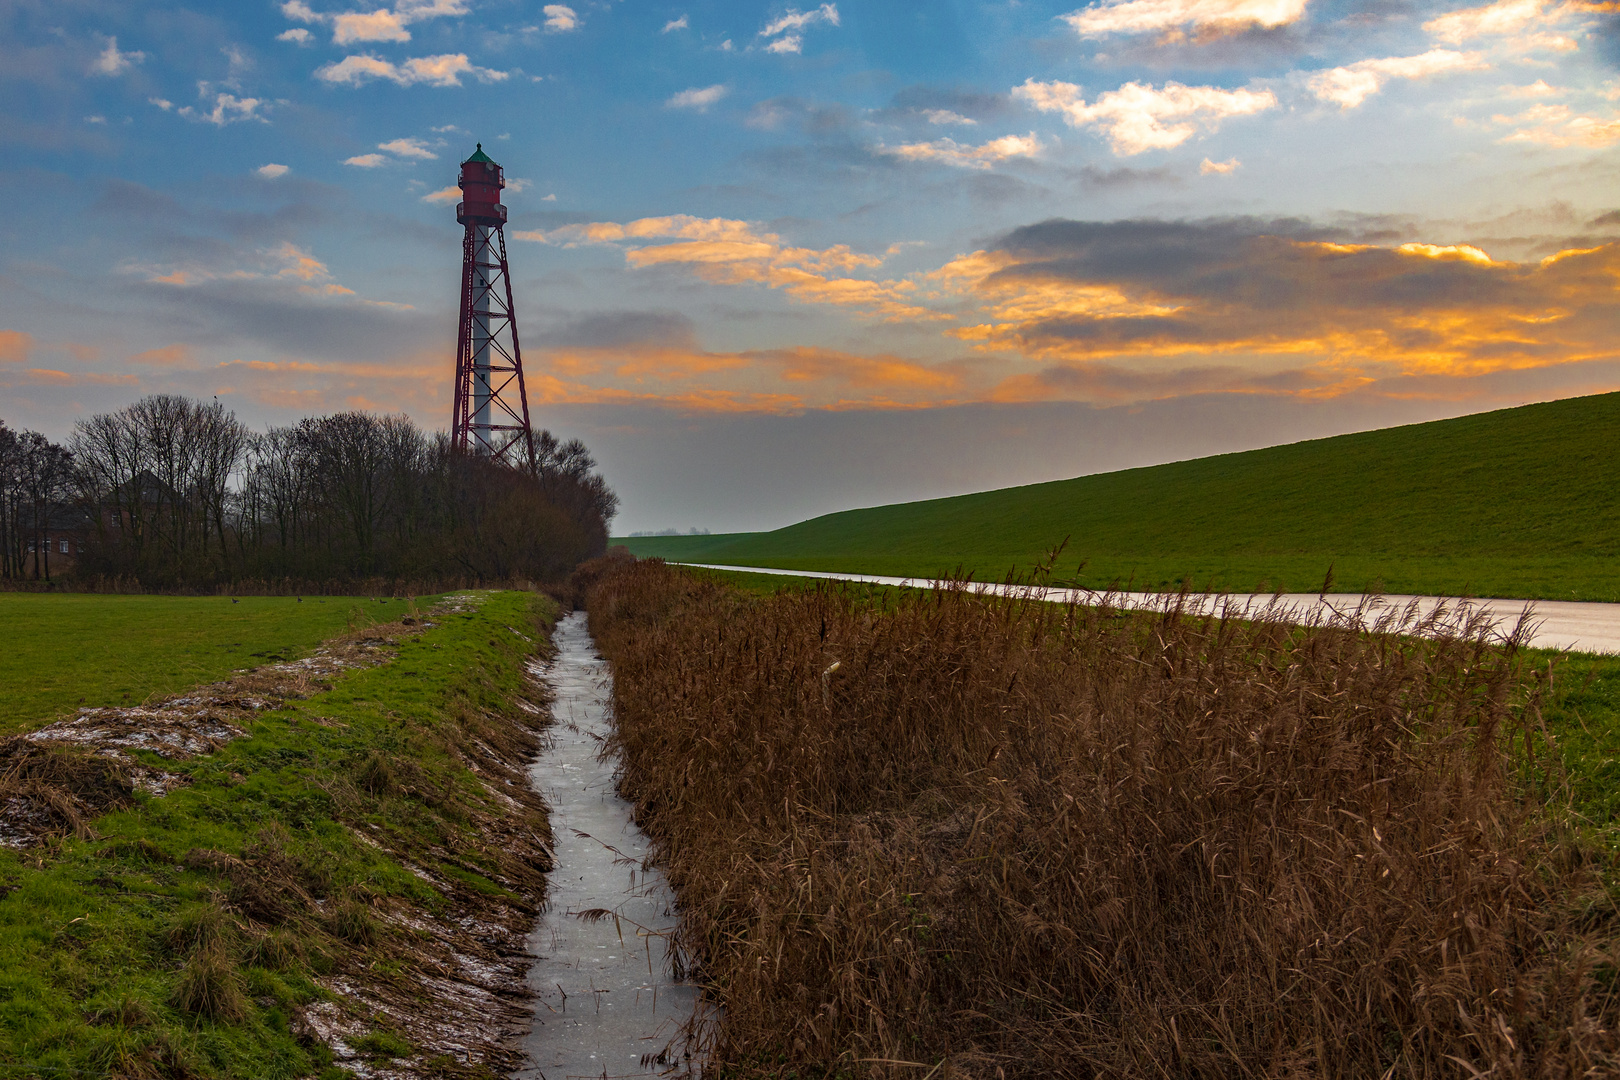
[586,558,1620,1078]
[0,594,402,736]
[619,391,1620,602]
[0,590,555,1077]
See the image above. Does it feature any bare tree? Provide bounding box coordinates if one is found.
[31,394,618,587]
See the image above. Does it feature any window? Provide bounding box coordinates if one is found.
[60,540,70,554]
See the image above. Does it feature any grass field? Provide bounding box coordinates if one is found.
[619,391,1620,602]
[0,595,426,736]
[0,590,553,1077]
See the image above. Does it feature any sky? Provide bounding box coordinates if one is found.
[3,0,1620,533]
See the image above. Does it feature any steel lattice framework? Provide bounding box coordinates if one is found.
[450,145,534,467]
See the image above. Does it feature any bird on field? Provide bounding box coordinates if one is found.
[231,598,239,604]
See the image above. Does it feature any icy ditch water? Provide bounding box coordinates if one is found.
[519,610,701,1079]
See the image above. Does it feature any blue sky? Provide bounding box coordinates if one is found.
[4,0,1620,531]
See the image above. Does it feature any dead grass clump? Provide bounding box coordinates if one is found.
[355,750,399,796]
[171,946,247,1023]
[326,898,380,946]
[0,737,135,843]
[247,928,305,972]
[587,560,1620,1079]
[164,895,236,956]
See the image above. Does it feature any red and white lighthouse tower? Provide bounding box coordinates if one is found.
[451,144,535,466]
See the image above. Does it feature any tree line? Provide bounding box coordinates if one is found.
[0,394,617,588]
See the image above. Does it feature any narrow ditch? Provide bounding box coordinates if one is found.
[519,610,701,1079]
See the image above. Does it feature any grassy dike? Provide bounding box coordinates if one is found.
[0,590,557,1078]
[618,391,1620,601]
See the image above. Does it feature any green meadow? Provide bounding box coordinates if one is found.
[0,589,553,1077]
[621,391,1620,602]
[0,595,424,736]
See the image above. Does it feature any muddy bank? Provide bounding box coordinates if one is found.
[0,590,565,1077]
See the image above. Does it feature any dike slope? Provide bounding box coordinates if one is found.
[619,391,1620,602]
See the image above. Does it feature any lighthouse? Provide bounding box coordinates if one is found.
[450,143,535,466]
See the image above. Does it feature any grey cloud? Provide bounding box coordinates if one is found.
[746,97,857,135]
[1064,164,1180,189]
[987,217,1528,312]
[882,86,1013,124]
[93,178,335,245]
[127,276,441,362]
[537,310,699,350]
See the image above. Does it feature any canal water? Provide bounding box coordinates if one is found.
[519,611,702,1079]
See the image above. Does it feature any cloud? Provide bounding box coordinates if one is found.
[345,153,389,167]
[880,133,1043,169]
[663,14,689,32]
[257,163,290,178]
[149,97,174,110]
[1016,78,1276,155]
[519,214,940,321]
[541,193,557,201]
[281,0,472,44]
[1200,156,1239,173]
[928,217,1620,400]
[543,5,580,32]
[422,185,461,202]
[524,340,965,413]
[922,109,978,125]
[761,4,840,36]
[130,242,389,304]
[90,36,144,76]
[130,345,194,367]
[179,94,267,126]
[378,136,438,158]
[1307,49,1487,109]
[1493,103,1620,146]
[1502,79,1562,97]
[667,84,728,110]
[1424,0,1574,47]
[1062,0,1309,38]
[334,10,411,44]
[0,331,31,365]
[315,54,508,86]
[278,28,313,44]
[759,4,838,53]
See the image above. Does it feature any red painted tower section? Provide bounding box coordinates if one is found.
[451,144,534,467]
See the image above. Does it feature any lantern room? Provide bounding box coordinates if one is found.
[456,143,507,227]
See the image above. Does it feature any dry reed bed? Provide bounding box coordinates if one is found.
[584,559,1619,1079]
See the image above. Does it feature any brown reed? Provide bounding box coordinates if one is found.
[583,558,1619,1079]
